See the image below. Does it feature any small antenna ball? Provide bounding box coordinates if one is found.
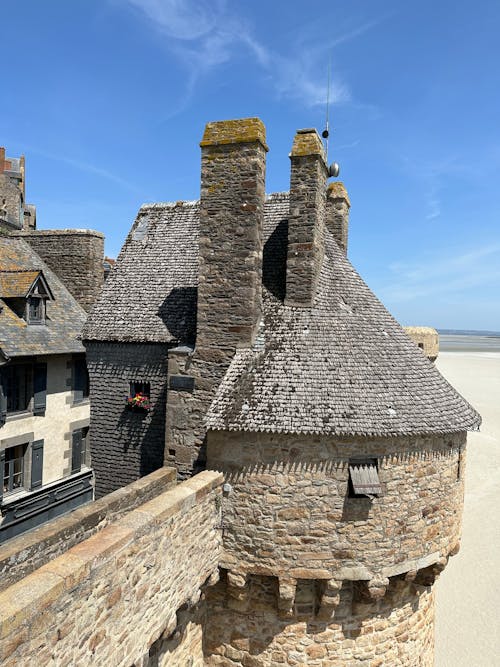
[328,162,340,178]
[322,129,329,139]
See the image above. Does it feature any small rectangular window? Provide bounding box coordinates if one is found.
[73,357,89,403]
[127,381,151,412]
[81,426,90,468]
[2,363,32,413]
[28,297,44,324]
[3,443,27,494]
[348,458,381,498]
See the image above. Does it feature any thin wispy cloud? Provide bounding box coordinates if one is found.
[121,0,378,114]
[27,146,141,194]
[381,243,500,303]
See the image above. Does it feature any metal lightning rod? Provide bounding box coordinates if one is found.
[322,57,331,159]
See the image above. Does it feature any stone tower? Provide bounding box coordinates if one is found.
[81,117,480,665]
[202,125,479,666]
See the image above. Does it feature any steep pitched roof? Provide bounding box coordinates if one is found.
[83,193,480,436]
[83,202,198,344]
[0,270,41,298]
[0,237,86,357]
[207,195,480,435]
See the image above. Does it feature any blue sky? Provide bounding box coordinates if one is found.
[1,0,499,330]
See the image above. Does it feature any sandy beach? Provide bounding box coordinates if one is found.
[434,349,500,666]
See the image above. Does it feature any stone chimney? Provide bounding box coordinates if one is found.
[197,118,268,351]
[326,182,350,254]
[285,129,328,306]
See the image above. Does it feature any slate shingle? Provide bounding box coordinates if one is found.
[0,237,86,357]
[83,193,481,436]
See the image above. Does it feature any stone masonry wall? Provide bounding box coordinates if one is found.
[208,431,466,581]
[0,173,22,230]
[326,181,350,254]
[85,341,169,497]
[16,229,104,312]
[0,467,175,592]
[164,119,268,479]
[205,571,435,666]
[0,470,223,667]
[286,129,327,306]
[404,327,439,362]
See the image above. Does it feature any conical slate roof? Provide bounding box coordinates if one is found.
[206,193,481,436]
[83,192,480,436]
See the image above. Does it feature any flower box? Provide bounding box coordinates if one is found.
[126,392,151,412]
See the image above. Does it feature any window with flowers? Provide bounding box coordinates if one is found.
[127,381,151,412]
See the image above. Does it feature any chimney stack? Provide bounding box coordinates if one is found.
[198,118,268,351]
[285,129,328,306]
[326,182,350,254]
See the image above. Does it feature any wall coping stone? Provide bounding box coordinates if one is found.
[0,469,223,648]
[0,466,176,592]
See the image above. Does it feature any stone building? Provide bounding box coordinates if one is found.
[82,118,480,665]
[0,148,104,542]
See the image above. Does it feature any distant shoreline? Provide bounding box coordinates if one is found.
[439,333,500,354]
[437,329,500,337]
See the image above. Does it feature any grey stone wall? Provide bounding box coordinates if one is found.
[85,341,168,497]
[16,229,104,312]
[326,181,350,254]
[198,117,267,351]
[0,174,23,230]
[286,129,327,306]
[164,119,268,479]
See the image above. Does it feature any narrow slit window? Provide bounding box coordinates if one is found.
[348,458,381,498]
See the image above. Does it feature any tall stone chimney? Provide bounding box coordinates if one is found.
[197,118,267,351]
[326,181,350,254]
[285,129,328,306]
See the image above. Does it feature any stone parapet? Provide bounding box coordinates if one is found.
[0,466,176,592]
[0,470,223,667]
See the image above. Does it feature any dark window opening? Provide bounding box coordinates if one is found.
[27,296,44,324]
[81,426,90,468]
[73,357,89,403]
[72,427,90,474]
[127,381,151,411]
[2,363,32,413]
[418,342,424,350]
[168,449,176,457]
[3,443,27,494]
[130,381,150,398]
[348,458,381,498]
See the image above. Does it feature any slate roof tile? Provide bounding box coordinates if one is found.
[0,237,86,357]
[83,193,481,436]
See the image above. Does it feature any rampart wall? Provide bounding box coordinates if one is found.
[0,470,223,667]
[0,467,175,592]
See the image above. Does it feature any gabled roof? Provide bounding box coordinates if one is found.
[83,202,198,344]
[0,238,86,357]
[0,270,53,299]
[84,193,481,436]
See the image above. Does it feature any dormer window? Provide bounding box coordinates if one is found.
[28,296,44,323]
[0,270,53,326]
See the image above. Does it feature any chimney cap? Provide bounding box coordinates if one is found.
[327,181,350,207]
[290,128,326,161]
[200,117,268,151]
